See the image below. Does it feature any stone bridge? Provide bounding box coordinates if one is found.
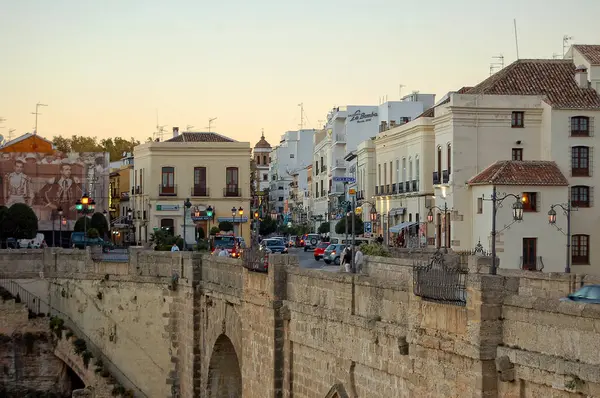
[1,248,600,397]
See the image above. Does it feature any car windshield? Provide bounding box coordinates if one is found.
[325,244,336,251]
[264,240,280,247]
[317,242,329,248]
[573,286,600,299]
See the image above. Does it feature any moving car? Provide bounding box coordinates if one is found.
[303,234,321,252]
[260,239,288,254]
[313,242,330,261]
[323,244,345,265]
[560,285,600,304]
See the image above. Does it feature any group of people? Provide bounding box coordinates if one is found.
[340,245,364,273]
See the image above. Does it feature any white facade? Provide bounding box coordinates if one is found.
[566,45,600,94]
[470,184,569,273]
[373,117,436,245]
[268,129,316,218]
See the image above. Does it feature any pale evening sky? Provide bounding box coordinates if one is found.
[1,0,599,147]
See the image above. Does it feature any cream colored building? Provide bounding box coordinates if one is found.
[131,128,251,246]
[469,161,569,273]
[372,116,436,245]
[432,47,600,273]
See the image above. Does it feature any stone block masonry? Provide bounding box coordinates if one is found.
[2,249,600,396]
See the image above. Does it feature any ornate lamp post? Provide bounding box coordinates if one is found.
[482,187,524,275]
[206,206,214,236]
[183,198,192,250]
[548,199,575,273]
[238,207,244,237]
[58,206,64,248]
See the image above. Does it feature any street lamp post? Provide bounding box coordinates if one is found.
[183,198,192,251]
[75,194,95,248]
[231,206,237,234]
[426,201,453,253]
[57,206,63,248]
[482,186,524,275]
[548,199,576,273]
[127,209,133,246]
[238,207,244,238]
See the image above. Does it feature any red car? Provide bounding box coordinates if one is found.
[313,242,330,261]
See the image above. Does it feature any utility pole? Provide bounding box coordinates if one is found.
[31,102,48,134]
[207,117,217,132]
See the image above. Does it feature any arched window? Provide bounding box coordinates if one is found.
[571,185,590,207]
[572,234,590,265]
[571,116,590,137]
[436,146,442,182]
[447,143,452,175]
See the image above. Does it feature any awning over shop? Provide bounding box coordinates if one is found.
[389,221,417,233]
[389,208,405,216]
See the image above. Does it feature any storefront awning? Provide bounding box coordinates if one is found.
[389,221,416,233]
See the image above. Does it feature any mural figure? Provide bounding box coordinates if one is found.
[4,158,33,206]
[38,160,84,220]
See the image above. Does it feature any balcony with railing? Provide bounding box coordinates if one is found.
[191,186,209,197]
[432,171,440,185]
[442,170,450,184]
[520,256,544,271]
[332,159,346,169]
[224,186,241,197]
[159,184,177,196]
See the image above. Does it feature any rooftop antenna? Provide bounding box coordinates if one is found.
[154,110,168,141]
[399,84,405,100]
[513,19,520,60]
[186,125,194,132]
[563,35,573,57]
[31,102,48,134]
[206,117,217,132]
[489,54,504,76]
[298,103,305,130]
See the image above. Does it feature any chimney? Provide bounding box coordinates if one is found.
[575,65,589,89]
[389,120,396,128]
[173,127,179,138]
[379,121,387,132]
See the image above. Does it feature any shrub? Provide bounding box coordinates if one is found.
[195,239,209,251]
[49,316,65,338]
[65,330,74,339]
[86,227,99,239]
[72,338,87,355]
[360,243,391,257]
[209,226,220,236]
[318,222,330,234]
[112,385,126,396]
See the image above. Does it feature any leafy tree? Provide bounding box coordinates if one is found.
[335,214,364,235]
[218,221,234,232]
[259,217,277,236]
[318,222,330,234]
[6,204,38,239]
[209,226,220,236]
[150,229,183,251]
[99,137,140,161]
[74,216,92,233]
[86,228,99,239]
[51,135,140,161]
[90,212,109,238]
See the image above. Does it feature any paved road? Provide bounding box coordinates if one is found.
[289,247,339,273]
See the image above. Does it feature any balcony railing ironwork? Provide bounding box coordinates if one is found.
[191,186,209,197]
[224,187,241,197]
[159,184,177,196]
[520,256,545,271]
[412,250,467,306]
[433,171,440,185]
[442,170,450,184]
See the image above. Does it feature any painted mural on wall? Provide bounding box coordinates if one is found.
[0,151,109,230]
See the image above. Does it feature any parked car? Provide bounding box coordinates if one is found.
[260,239,288,254]
[70,232,114,252]
[313,242,330,261]
[560,285,600,304]
[271,236,288,247]
[323,244,345,265]
[303,234,321,252]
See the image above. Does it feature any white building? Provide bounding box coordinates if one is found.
[312,95,435,233]
[268,129,316,219]
[431,47,600,274]
[468,161,569,273]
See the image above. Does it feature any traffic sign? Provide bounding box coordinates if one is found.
[348,188,356,195]
[332,176,356,183]
[364,222,372,234]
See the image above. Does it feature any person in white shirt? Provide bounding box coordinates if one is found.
[354,246,364,273]
[218,248,229,257]
[171,243,180,252]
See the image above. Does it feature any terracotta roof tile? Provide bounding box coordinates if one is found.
[468,161,569,186]
[573,45,600,65]
[164,132,235,143]
[466,59,600,109]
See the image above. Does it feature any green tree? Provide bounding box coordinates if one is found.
[74,216,92,233]
[51,135,140,160]
[318,222,330,234]
[90,212,109,238]
[210,226,220,236]
[99,137,140,161]
[86,228,99,239]
[259,217,277,236]
[335,214,364,235]
[218,221,234,232]
[6,204,38,239]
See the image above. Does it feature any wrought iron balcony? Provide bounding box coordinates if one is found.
[224,187,241,197]
[520,256,544,271]
[432,171,440,185]
[442,170,450,184]
[191,186,209,197]
[159,184,177,196]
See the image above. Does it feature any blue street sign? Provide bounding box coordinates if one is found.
[332,176,356,183]
[364,222,372,233]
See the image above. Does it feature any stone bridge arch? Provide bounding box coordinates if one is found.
[207,334,242,397]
